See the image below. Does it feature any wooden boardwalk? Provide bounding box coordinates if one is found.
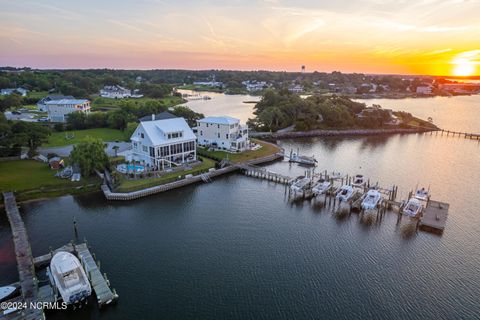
[2,192,44,320]
[420,200,449,234]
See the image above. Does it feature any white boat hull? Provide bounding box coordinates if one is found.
[0,286,16,302]
[50,252,92,305]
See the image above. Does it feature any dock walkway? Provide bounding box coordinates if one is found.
[75,243,118,306]
[420,200,449,234]
[2,192,44,320]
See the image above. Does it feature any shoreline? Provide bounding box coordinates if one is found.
[250,128,434,140]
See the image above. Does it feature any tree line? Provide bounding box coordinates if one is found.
[247,89,407,132]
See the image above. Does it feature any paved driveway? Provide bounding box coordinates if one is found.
[38,142,131,157]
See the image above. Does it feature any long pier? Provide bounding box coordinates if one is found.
[427,129,480,140]
[2,192,44,320]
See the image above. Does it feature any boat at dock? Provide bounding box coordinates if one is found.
[352,174,366,187]
[403,198,423,217]
[0,285,17,302]
[336,185,355,202]
[361,189,382,210]
[312,179,331,195]
[290,177,312,193]
[414,187,430,201]
[50,251,92,305]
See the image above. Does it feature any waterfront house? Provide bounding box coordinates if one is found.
[37,95,75,111]
[1,87,28,96]
[46,99,91,123]
[288,84,304,93]
[195,116,249,152]
[416,86,432,95]
[100,85,142,98]
[139,111,177,122]
[127,117,197,169]
[242,81,268,92]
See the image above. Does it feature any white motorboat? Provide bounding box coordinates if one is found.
[312,179,331,195]
[361,189,382,210]
[336,185,355,202]
[352,174,366,187]
[414,187,429,201]
[50,252,92,305]
[330,171,344,180]
[290,177,311,193]
[0,286,17,302]
[403,198,423,217]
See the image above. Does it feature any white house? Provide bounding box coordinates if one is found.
[37,95,74,111]
[127,117,197,169]
[242,81,268,92]
[1,88,28,96]
[288,84,304,93]
[46,99,91,123]
[416,86,432,95]
[100,85,142,98]
[196,116,249,152]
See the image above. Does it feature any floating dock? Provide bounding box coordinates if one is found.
[420,200,449,234]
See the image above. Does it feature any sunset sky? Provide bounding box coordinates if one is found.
[1,0,479,75]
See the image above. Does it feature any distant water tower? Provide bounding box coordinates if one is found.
[301,65,305,73]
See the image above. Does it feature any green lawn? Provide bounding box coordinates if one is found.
[0,160,81,192]
[27,91,50,100]
[198,139,280,163]
[177,84,223,92]
[43,128,127,147]
[90,95,185,111]
[115,157,215,192]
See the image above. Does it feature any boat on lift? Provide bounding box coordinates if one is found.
[50,251,92,305]
[336,185,355,202]
[312,179,331,195]
[361,189,382,210]
[290,177,312,193]
[352,174,366,187]
[414,187,430,201]
[403,198,423,217]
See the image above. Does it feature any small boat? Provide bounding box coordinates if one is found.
[312,179,331,195]
[290,177,311,193]
[403,198,423,217]
[289,150,317,166]
[336,185,355,202]
[352,174,366,187]
[361,189,382,210]
[0,286,17,302]
[50,252,92,305]
[414,187,429,201]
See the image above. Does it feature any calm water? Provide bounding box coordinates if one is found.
[1,96,480,319]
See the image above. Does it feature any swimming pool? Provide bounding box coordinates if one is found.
[116,164,145,173]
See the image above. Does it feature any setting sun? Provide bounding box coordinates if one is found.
[453,61,475,76]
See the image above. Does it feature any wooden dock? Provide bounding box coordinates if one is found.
[30,243,119,308]
[75,243,118,307]
[420,200,449,234]
[427,129,480,140]
[2,192,44,320]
